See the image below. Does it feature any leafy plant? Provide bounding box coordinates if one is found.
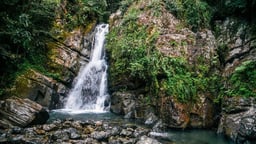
[164,0,212,31]
[226,61,256,97]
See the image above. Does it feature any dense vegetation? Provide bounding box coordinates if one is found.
[0,0,118,97]
[0,0,59,96]
[0,0,255,100]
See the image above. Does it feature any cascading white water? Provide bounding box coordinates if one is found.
[65,24,109,113]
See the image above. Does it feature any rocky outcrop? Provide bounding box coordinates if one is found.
[215,18,256,143]
[215,18,256,77]
[10,69,59,109]
[108,0,218,129]
[159,94,215,129]
[0,118,161,144]
[110,91,136,117]
[218,97,256,143]
[0,97,49,128]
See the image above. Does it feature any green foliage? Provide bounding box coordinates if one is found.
[119,0,134,12]
[164,0,212,31]
[62,0,108,30]
[106,0,122,13]
[0,0,59,96]
[106,3,214,102]
[225,61,256,97]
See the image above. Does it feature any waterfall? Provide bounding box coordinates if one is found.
[65,24,109,113]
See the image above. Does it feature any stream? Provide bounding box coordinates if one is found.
[48,110,234,144]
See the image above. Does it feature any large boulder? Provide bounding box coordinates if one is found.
[218,97,256,143]
[110,91,136,117]
[160,94,215,129]
[10,69,60,109]
[0,97,49,128]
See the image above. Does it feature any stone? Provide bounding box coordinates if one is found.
[43,124,57,131]
[10,126,23,134]
[84,125,94,134]
[152,120,165,133]
[133,127,149,138]
[0,98,49,128]
[145,112,158,125]
[136,135,162,144]
[218,97,256,142]
[72,120,83,130]
[110,127,120,136]
[91,131,109,140]
[35,129,46,135]
[69,129,81,139]
[110,91,135,116]
[120,129,133,137]
[236,115,256,144]
[52,130,69,141]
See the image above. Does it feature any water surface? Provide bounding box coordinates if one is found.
[49,110,233,144]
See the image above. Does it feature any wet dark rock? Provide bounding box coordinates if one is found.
[120,129,133,137]
[133,127,149,138]
[145,112,158,125]
[11,126,23,134]
[68,128,81,139]
[0,98,49,128]
[236,115,256,143]
[218,97,256,143]
[152,120,166,133]
[110,91,136,116]
[91,131,110,141]
[52,130,69,141]
[110,127,120,136]
[123,123,138,129]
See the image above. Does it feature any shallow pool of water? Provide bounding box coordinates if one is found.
[161,129,234,144]
[48,110,234,144]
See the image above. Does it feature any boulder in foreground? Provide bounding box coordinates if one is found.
[0,97,49,128]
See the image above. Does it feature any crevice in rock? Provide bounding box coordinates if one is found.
[225,45,256,65]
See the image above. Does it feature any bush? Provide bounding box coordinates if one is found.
[164,0,212,31]
[226,61,256,97]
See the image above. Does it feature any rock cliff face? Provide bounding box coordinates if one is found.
[215,19,256,143]
[108,0,218,129]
